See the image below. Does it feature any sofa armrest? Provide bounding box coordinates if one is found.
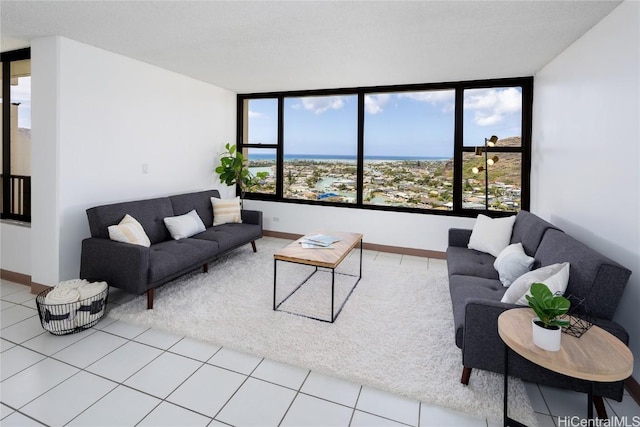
[241,209,263,228]
[461,298,517,372]
[448,228,472,248]
[80,238,150,295]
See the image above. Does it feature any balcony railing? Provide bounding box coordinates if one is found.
[1,174,31,222]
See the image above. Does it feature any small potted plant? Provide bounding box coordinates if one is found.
[525,282,571,351]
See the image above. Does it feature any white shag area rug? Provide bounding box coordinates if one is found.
[108,239,537,425]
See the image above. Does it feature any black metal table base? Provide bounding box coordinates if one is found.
[503,345,529,427]
[503,344,597,427]
[273,240,362,323]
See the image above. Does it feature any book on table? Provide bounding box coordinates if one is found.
[300,242,335,249]
[299,234,341,248]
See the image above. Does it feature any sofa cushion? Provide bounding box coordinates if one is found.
[192,223,262,253]
[448,274,505,348]
[446,246,499,280]
[510,210,559,257]
[87,197,174,244]
[468,214,516,257]
[493,243,535,287]
[169,189,221,228]
[535,229,631,320]
[148,239,219,283]
[164,210,206,240]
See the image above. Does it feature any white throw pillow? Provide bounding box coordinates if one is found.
[211,196,242,226]
[108,214,151,247]
[501,262,570,305]
[493,243,535,287]
[467,214,516,257]
[164,209,206,240]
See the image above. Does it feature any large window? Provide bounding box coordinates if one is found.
[242,98,278,195]
[283,95,358,203]
[1,48,31,222]
[364,90,455,210]
[462,87,523,211]
[237,78,532,217]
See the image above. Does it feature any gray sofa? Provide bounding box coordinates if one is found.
[80,189,262,309]
[447,210,631,415]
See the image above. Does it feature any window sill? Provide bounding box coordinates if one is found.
[0,218,31,228]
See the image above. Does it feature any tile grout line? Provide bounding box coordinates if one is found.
[209,352,266,423]
[3,274,639,425]
[348,385,363,426]
[276,369,312,426]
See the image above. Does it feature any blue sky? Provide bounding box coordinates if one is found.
[6,76,32,129]
[248,87,522,157]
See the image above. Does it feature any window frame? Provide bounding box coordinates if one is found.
[237,77,532,218]
[1,47,32,223]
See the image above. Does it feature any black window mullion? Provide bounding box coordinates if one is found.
[356,92,365,206]
[520,79,533,212]
[452,85,464,213]
[276,96,284,199]
[2,60,11,218]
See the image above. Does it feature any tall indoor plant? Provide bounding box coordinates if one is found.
[525,282,570,351]
[215,143,251,198]
[215,143,268,200]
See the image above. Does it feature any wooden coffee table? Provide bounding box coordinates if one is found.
[498,308,633,426]
[273,231,363,323]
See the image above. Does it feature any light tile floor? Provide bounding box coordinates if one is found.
[1,238,638,426]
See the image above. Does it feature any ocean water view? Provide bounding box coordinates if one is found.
[245,149,520,212]
[248,153,452,162]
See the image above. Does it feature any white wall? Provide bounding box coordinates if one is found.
[532,1,639,377]
[30,37,61,285]
[0,223,31,274]
[246,200,474,252]
[31,36,236,285]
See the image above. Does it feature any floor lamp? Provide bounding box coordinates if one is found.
[472,135,499,210]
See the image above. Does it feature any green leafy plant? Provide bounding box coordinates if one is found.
[525,282,571,329]
[215,143,270,197]
[215,143,250,192]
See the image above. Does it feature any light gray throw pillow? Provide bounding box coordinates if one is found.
[493,243,535,287]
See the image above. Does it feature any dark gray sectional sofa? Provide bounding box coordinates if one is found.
[447,210,631,415]
[80,189,262,309]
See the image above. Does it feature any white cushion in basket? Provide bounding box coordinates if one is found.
[467,214,516,257]
[108,214,150,247]
[164,209,206,240]
[501,262,570,305]
[493,243,535,287]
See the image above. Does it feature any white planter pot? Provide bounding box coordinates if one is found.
[531,318,562,351]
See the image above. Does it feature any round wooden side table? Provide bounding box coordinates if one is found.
[498,308,633,427]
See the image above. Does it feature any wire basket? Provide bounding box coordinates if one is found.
[561,294,593,338]
[36,286,109,335]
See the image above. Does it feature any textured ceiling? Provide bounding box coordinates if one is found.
[0,1,621,93]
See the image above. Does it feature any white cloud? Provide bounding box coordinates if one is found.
[464,87,522,126]
[474,112,503,126]
[248,110,265,118]
[292,96,346,114]
[398,90,455,112]
[364,94,391,114]
[398,90,454,104]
